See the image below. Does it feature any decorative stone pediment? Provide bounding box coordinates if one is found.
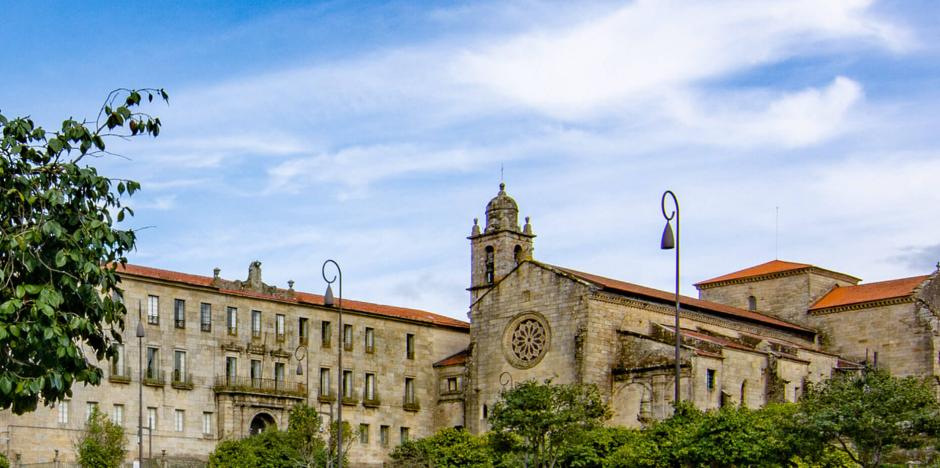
[213,261,294,300]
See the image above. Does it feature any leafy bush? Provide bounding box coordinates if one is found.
[77,406,126,468]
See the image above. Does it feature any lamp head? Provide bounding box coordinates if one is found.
[136,321,145,338]
[324,284,335,307]
[296,361,304,376]
[660,222,675,250]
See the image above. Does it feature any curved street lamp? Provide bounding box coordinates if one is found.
[322,260,343,468]
[660,190,681,404]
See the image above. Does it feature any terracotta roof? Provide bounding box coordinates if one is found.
[671,327,755,353]
[809,275,928,311]
[116,263,469,330]
[549,264,813,335]
[433,348,469,367]
[695,260,813,286]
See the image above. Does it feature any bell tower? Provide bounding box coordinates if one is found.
[469,183,535,303]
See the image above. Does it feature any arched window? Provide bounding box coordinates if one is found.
[485,246,495,285]
[740,380,748,407]
[514,245,523,266]
[482,404,488,419]
[747,295,757,311]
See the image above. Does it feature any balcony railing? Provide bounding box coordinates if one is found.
[172,370,194,390]
[213,376,306,398]
[318,389,336,403]
[147,315,159,325]
[341,391,359,406]
[201,322,211,332]
[251,329,262,339]
[143,368,166,387]
[362,392,381,408]
[109,364,131,384]
[403,397,421,412]
[227,326,238,336]
[174,319,186,329]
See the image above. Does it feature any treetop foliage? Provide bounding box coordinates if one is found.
[0,88,166,413]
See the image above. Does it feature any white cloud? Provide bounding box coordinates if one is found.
[454,0,901,119]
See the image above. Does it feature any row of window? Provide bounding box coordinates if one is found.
[57,401,213,435]
[358,423,410,447]
[145,296,418,358]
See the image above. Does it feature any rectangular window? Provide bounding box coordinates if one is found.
[174,299,185,328]
[174,409,184,432]
[380,425,389,447]
[343,370,353,399]
[227,307,238,335]
[275,362,286,384]
[203,412,213,435]
[406,333,415,360]
[359,424,369,444]
[146,347,159,380]
[706,369,716,391]
[365,373,376,401]
[321,321,331,348]
[299,318,309,343]
[400,427,410,444]
[112,343,126,377]
[251,360,262,384]
[276,314,286,341]
[365,327,375,353]
[404,377,415,404]
[446,377,459,394]
[319,368,331,398]
[226,357,237,384]
[200,303,212,332]
[86,401,98,422]
[147,295,159,325]
[58,401,69,424]
[343,324,353,351]
[251,310,262,338]
[147,407,157,431]
[173,350,187,383]
[112,404,124,425]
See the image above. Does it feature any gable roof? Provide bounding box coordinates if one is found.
[546,263,814,336]
[433,348,469,367]
[695,260,860,288]
[809,275,929,312]
[116,264,469,330]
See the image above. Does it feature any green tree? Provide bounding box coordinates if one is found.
[0,89,166,413]
[488,380,611,468]
[207,403,330,468]
[287,403,328,467]
[390,427,494,468]
[798,367,940,467]
[76,405,126,468]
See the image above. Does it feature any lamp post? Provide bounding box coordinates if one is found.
[295,344,308,404]
[136,301,145,466]
[322,259,343,468]
[660,190,681,404]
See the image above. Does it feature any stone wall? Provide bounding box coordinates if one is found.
[0,271,470,465]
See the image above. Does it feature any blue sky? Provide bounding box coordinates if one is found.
[4,0,940,319]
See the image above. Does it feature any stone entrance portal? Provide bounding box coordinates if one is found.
[248,412,276,435]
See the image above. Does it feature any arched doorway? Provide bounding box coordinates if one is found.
[249,412,276,435]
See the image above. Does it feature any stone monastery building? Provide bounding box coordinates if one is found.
[1,184,938,466]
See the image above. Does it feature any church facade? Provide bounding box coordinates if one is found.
[0,184,937,466]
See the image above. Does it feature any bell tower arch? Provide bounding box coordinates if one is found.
[468,183,535,304]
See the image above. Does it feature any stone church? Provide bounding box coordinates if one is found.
[0,184,936,466]
[460,184,940,432]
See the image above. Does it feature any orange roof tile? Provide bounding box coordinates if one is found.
[695,260,813,286]
[433,348,469,367]
[809,275,928,311]
[116,263,469,330]
[550,264,813,335]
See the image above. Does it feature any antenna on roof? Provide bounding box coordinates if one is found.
[775,206,779,260]
[500,163,504,184]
